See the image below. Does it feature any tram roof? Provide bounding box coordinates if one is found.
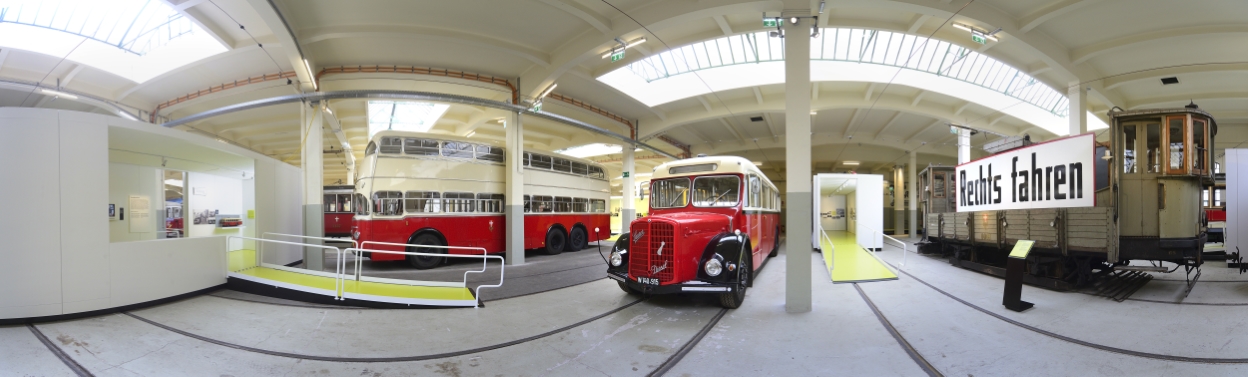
[368,129,606,166]
[651,156,767,182]
[1109,106,1218,134]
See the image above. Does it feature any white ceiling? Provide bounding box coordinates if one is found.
[0,0,1244,187]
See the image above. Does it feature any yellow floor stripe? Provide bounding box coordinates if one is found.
[227,249,257,272]
[232,266,474,302]
[821,231,898,283]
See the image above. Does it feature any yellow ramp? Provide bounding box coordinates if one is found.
[821,231,897,283]
[229,265,477,307]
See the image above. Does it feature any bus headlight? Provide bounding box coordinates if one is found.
[610,251,623,267]
[704,259,723,277]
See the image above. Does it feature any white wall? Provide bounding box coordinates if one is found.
[855,175,885,250]
[108,162,163,242]
[0,109,66,318]
[1228,150,1247,258]
[254,158,304,265]
[186,172,243,238]
[821,195,847,231]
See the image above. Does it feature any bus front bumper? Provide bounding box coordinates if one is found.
[607,271,735,294]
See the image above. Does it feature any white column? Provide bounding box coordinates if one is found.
[908,151,918,239]
[505,111,525,265]
[958,128,972,164]
[893,166,904,235]
[301,101,325,270]
[784,15,813,313]
[621,147,635,234]
[1069,83,1087,136]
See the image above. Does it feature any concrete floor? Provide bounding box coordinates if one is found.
[7,238,1248,376]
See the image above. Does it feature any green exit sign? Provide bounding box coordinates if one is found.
[971,34,986,45]
[623,171,630,178]
[610,50,625,62]
[763,18,781,28]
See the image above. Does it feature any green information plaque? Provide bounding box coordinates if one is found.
[1009,240,1034,259]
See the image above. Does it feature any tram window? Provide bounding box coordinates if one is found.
[379,137,403,154]
[1122,124,1139,173]
[372,191,403,216]
[554,196,573,212]
[476,145,504,163]
[591,199,606,213]
[531,154,552,169]
[324,193,352,213]
[572,198,589,212]
[588,166,605,179]
[1144,123,1161,173]
[354,194,369,215]
[365,141,378,156]
[404,191,441,213]
[1216,189,1224,206]
[442,142,474,159]
[553,158,572,173]
[444,192,476,213]
[532,195,553,212]
[1194,118,1208,173]
[404,138,440,156]
[571,162,589,176]
[1215,162,1222,174]
[1203,190,1210,207]
[1167,116,1186,172]
[477,193,504,213]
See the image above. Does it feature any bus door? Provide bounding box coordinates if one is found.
[747,174,764,256]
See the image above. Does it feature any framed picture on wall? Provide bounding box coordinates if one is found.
[109,204,116,220]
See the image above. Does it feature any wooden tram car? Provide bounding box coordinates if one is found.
[917,164,956,236]
[919,105,1216,289]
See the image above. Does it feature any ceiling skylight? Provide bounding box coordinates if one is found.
[0,0,227,83]
[367,101,451,138]
[556,143,622,158]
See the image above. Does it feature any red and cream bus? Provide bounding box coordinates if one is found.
[607,156,781,308]
[350,130,611,269]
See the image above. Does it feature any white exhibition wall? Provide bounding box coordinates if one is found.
[1226,150,1247,258]
[0,108,303,320]
[821,195,847,231]
[813,174,883,251]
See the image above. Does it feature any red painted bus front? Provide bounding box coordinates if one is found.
[352,213,611,260]
[648,197,780,271]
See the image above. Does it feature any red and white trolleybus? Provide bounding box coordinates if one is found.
[351,130,611,269]
[607,156,781,308]
[323,185,354,238]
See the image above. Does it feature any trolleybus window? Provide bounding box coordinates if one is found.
[404,138,440,156]
[571,162,588,176]
[379,137,403,154]
[476,145,504,162]
[354,193,369,215]
[532,195,553,212]
[748,175,761,207]
[572,197,589,212]
[523,195,531,212]
[1123,124,1139,173]
[405,191,441,213]
[523,153,532,167]
[365,141,377,156]
[591,199,606,213]
[478,193,504,213]
[652,178,691,208]
[553,157,572,173]
[373,191,403,216]
[1146,122,1161,173]
[442,142,474,159]
[693,176,740,207]
[531,154,552,169]
[1167,116,1186,173]
[443,192,475,213]
[554,196,573,212]
[589,166,605,179]
[1194,118,1208,173]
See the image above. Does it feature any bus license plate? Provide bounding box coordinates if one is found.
[637,276,659,285]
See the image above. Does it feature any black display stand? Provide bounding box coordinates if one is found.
[1002,240,1035,312]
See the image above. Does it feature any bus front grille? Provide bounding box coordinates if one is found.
[629,220,676,283]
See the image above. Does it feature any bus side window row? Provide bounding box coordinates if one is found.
[360,191,506,216]
[523,152,606,179]
[367,137,504,163]
[745,174,780,211]
[524,195,606,213]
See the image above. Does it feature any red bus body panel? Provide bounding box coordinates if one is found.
[324,213,354,237]
[645,204,780,284]
[354,213,610,261]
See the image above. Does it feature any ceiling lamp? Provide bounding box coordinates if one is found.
[843,161,860,166]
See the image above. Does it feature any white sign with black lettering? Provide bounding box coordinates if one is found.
[956,133,1095,212]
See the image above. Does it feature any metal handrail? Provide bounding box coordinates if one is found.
[346,246,503,307]
[359,241,490,285]
[857,224,910,270]
[818,224,835,271]
[264,232,359,286]
[227,236,349,300]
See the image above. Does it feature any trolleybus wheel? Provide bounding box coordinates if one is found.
[617,281,640,295]
[569,227,588,251]
[544,228,567,255]
[406,233,445,269]
[719,252,751,309]
[768,226,780,257]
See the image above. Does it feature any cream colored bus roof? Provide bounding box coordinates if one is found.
[651,156,766,181]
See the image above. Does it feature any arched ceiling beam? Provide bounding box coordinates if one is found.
[695,135,957,161]
[114,43,274,102]
[1071,25,1248,65]
[1101,62,1248,91]
[1017,0,1104,33]
[873,112,904,139]
[300,25,551,67]
[536,0,612,34]
[1126,92,1248,110]
[241,0,314,91]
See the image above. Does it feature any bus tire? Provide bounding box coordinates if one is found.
[569,226,588,251]
[768,226,780,257]
[544,228,567,255]
[719,250,751,309]
[406,233,445,269]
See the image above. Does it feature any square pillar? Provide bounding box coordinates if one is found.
[909,152,918,239]
[783,15,813,313]
[1069,84,1087,136]
[958,128,972,164]
[621,147,636,234]
[302,101,325,271]
[505,111,525,265]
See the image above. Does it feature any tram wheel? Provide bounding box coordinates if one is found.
[406,233,445,269]
[719,252,751,309]
[569,227,588,251]
[544,228,567,255]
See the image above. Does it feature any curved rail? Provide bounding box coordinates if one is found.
[347,247,503,307]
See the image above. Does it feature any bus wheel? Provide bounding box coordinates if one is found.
[406,233,445,269]
[569,227,588,251]
[768,226,780,257]
[544,228,567,255]
[719,253,751,309]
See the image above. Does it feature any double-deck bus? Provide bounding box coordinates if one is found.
[351,130,611,269]
[324,185,355,237]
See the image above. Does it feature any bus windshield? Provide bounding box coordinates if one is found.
[692,175,740,207]
[651,178,690,209]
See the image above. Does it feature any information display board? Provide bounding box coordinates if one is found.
[957,133,1095,212]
